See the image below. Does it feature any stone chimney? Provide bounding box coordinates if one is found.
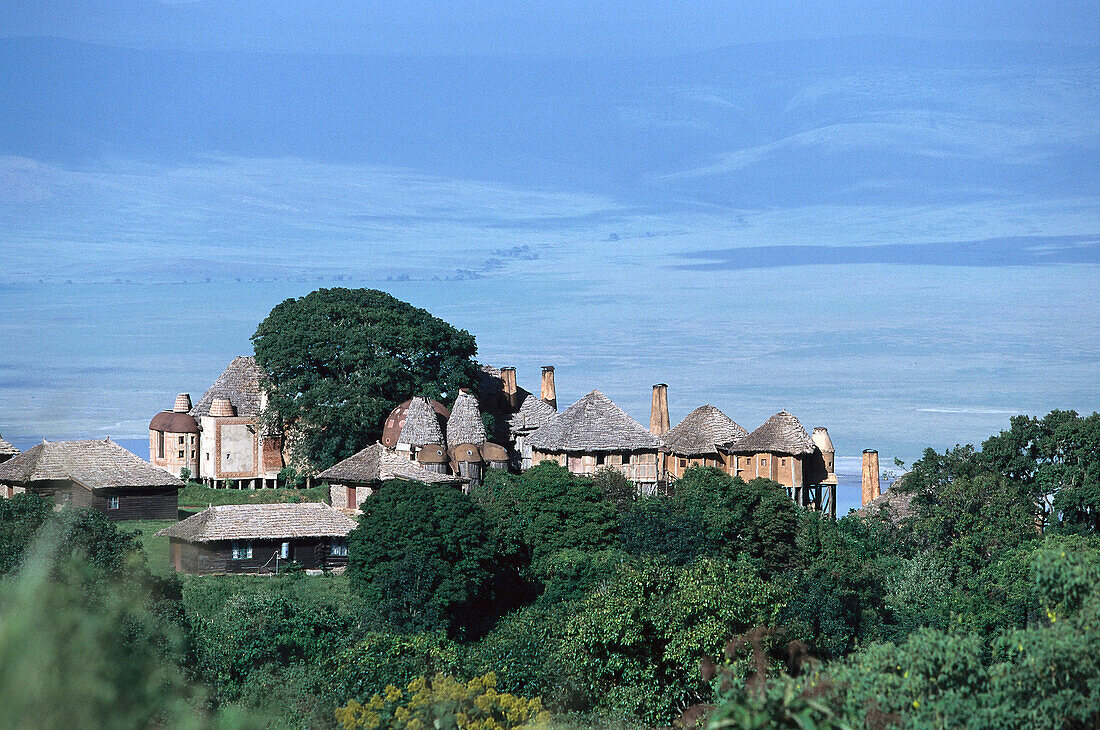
[210,397,236,418]
[500,367,518,408]
[173,393,192,413]
[541,366,557,409]
[862,449,880,505]
[650,384,670,436]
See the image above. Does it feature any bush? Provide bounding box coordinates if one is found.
[334,673,549,730]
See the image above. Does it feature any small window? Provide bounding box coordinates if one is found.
[178,436,185,445]
[280,542,290,559]
[760,458,768,466]
[679,458,687,468]
[178,450,184,458]
[225,453,230,460]
[157,431,165,459]
[191,450,196,458]
[205,452,210,460]
[107,495,119,510]
[781,458,787,466]
[620,453,631,465]
[231,541,253,560]
[330,539,349,557]
[596,454,605,466]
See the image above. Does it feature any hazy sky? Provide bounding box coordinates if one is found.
[0,2,1098,510]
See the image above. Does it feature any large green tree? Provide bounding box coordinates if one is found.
[347,482,498,636]
[252,288,479,470]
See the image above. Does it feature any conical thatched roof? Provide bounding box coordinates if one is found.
[725,411,816,455]
[664,405,748,456]
[399,396,446,447]
[316,443,463,485]
[0,439,184,490]
[509,394,558,434]
[447,391,487,446]
[192,356,265,418]
[526,390,661,452]
[0,433,18,456]
[156,502,356,542]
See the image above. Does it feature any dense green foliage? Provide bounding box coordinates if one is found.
[348,481,499,635]
[252,288,479,470]
[4,397,1100,728]
[178,481,330,509]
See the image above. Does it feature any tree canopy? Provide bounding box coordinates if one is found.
[252,288,479,471]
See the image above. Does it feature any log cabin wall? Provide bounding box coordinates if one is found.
[171,537,349,575]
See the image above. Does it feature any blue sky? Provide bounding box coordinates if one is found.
[0,2,1098,511]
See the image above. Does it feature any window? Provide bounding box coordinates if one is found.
[780,458,787,466]
[760,458,768,466]
[679,458,687,468]
[178,436,185,445]
[191,450,196,458]
[280,542,290,559]
[620,453,631,465]
[157,431,165,459]
[107,495,119,510]
[595,454,605,466]
[231,541,253,560]
[178,450,184,458]
[330,539,349,557]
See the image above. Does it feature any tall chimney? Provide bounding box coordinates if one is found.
[500,367,518,408]
[862,449,880,505]
[541,366,557,409]
[173,393,192,413]
[650,384,670,436]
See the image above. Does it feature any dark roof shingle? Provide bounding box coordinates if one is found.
[191,356,265,418]
[526,390,661,452]
[664,405,748,456]
[725,411,816,455]
[0,439,184,490]
[316,443,463,485]
[156,502,356,542]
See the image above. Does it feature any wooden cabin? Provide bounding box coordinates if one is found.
[317,443,466,511]
[526,390,664,491]
[156,502,357,574]
[0,438,183,520]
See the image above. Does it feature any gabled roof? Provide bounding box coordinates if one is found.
[0,433,18,456]
[399,396,446,447]
[724,411,816,455]
[664,405,748,456]
[156,502,356,542]
[191,356,265,418]
[316,443,464,485]
[526,390,662,452]
[446,391,487,446]
[509,394,558,434]
[0,439,184,490]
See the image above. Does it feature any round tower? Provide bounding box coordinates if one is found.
[149,393,199,478]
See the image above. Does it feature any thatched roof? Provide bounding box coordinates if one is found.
[0,439,184,490]
[855,487,915,522]
[156,502,356,542]
[526,390,661,452]
[0,433,18,456]
[316,443,463,485]
[724,411,816,455]
[447,391,487,446]
[664,405,748,456]
[399,396,446,447]
[509,394,558,434]
[191,356,265,418]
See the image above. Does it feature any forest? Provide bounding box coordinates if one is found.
[1,409,1099,729]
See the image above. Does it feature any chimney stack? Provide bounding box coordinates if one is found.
[541,366,557,409]
[650,384,670,436]
[173,393,192,413]
[210,397,236,418]
[500,367,518,408]
[862,449,880,505]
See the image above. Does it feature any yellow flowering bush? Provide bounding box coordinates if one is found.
[335,672,550,730]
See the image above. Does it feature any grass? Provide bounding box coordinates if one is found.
[181,571,360,621]
[118,519,178,575]
[177,482,330,510]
